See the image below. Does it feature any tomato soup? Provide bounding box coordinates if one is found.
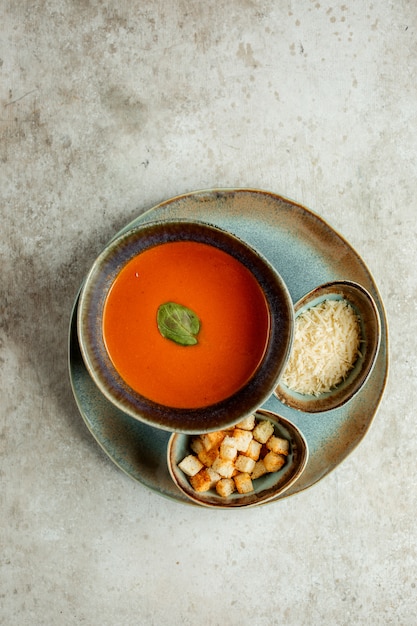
[103,241,270,408]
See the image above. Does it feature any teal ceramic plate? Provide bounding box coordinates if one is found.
[68,189,389,504]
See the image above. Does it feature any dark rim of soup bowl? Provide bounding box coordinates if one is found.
[77,219,294,433]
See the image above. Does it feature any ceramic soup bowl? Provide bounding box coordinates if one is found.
[77,219,294,433]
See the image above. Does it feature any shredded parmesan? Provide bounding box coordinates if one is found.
[282,299,361,396]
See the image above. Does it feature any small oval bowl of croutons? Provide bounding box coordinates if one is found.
[167,409,309,508]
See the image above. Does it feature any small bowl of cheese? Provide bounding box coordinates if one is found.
[275,281,381,413]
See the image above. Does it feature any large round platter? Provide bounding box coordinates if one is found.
[69,189,388,504]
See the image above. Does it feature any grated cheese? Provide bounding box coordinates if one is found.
[282,298,361,396]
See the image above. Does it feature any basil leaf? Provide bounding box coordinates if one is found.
[157,302,201,346]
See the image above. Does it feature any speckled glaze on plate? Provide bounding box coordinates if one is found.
[68,189,389,504]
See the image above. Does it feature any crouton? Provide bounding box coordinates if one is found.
[221,435,239,448]
[251,459,268,480]
[234,472,254,494]
[232,428,253,452]
[235,414,256,431]
[197,446,219,468]
[190,468,213,492]
[219,436,238,461]
[266,435,290,456]
[206,467,221,487]
[212,456,235,478]
[234,454,256,474]
[253,419,274,444]
[263,451,286,473]
[245,438,262,461]
[190,437,205,455]
[178,455,204,477]
[216,478,236,497]
[200,431,226,451]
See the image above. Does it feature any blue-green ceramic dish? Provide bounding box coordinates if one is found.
[275,281,381,413]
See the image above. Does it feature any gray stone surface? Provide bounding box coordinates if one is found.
[1,1,416,624]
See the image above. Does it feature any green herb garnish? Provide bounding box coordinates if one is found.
[157,302,201,346]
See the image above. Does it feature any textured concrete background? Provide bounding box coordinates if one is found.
[1,1,416,624]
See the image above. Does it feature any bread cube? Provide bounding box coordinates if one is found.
[253,420,274,444]
[234,454,256,474]
[232,428,253,452]
[266,435,290,456]
[263,451,286,473]
[219,436,238,461]
[235,414,256,431]
[178,455,203,477]
[245,438,262,461]
[190,437,205,455]
[197,446,219,468]
[234,472,254,494]
[251,459,268,480]
[216,478,236,498]
[200,430,226,451]
[206,467,221,488]
[212,456,235,478]
[190,468,213,492]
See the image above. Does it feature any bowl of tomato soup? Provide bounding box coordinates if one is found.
[77,219,294,433]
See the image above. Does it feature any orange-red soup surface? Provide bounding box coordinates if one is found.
[103,241,270,408]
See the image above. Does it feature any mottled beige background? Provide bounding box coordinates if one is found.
[1,1,416,625]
